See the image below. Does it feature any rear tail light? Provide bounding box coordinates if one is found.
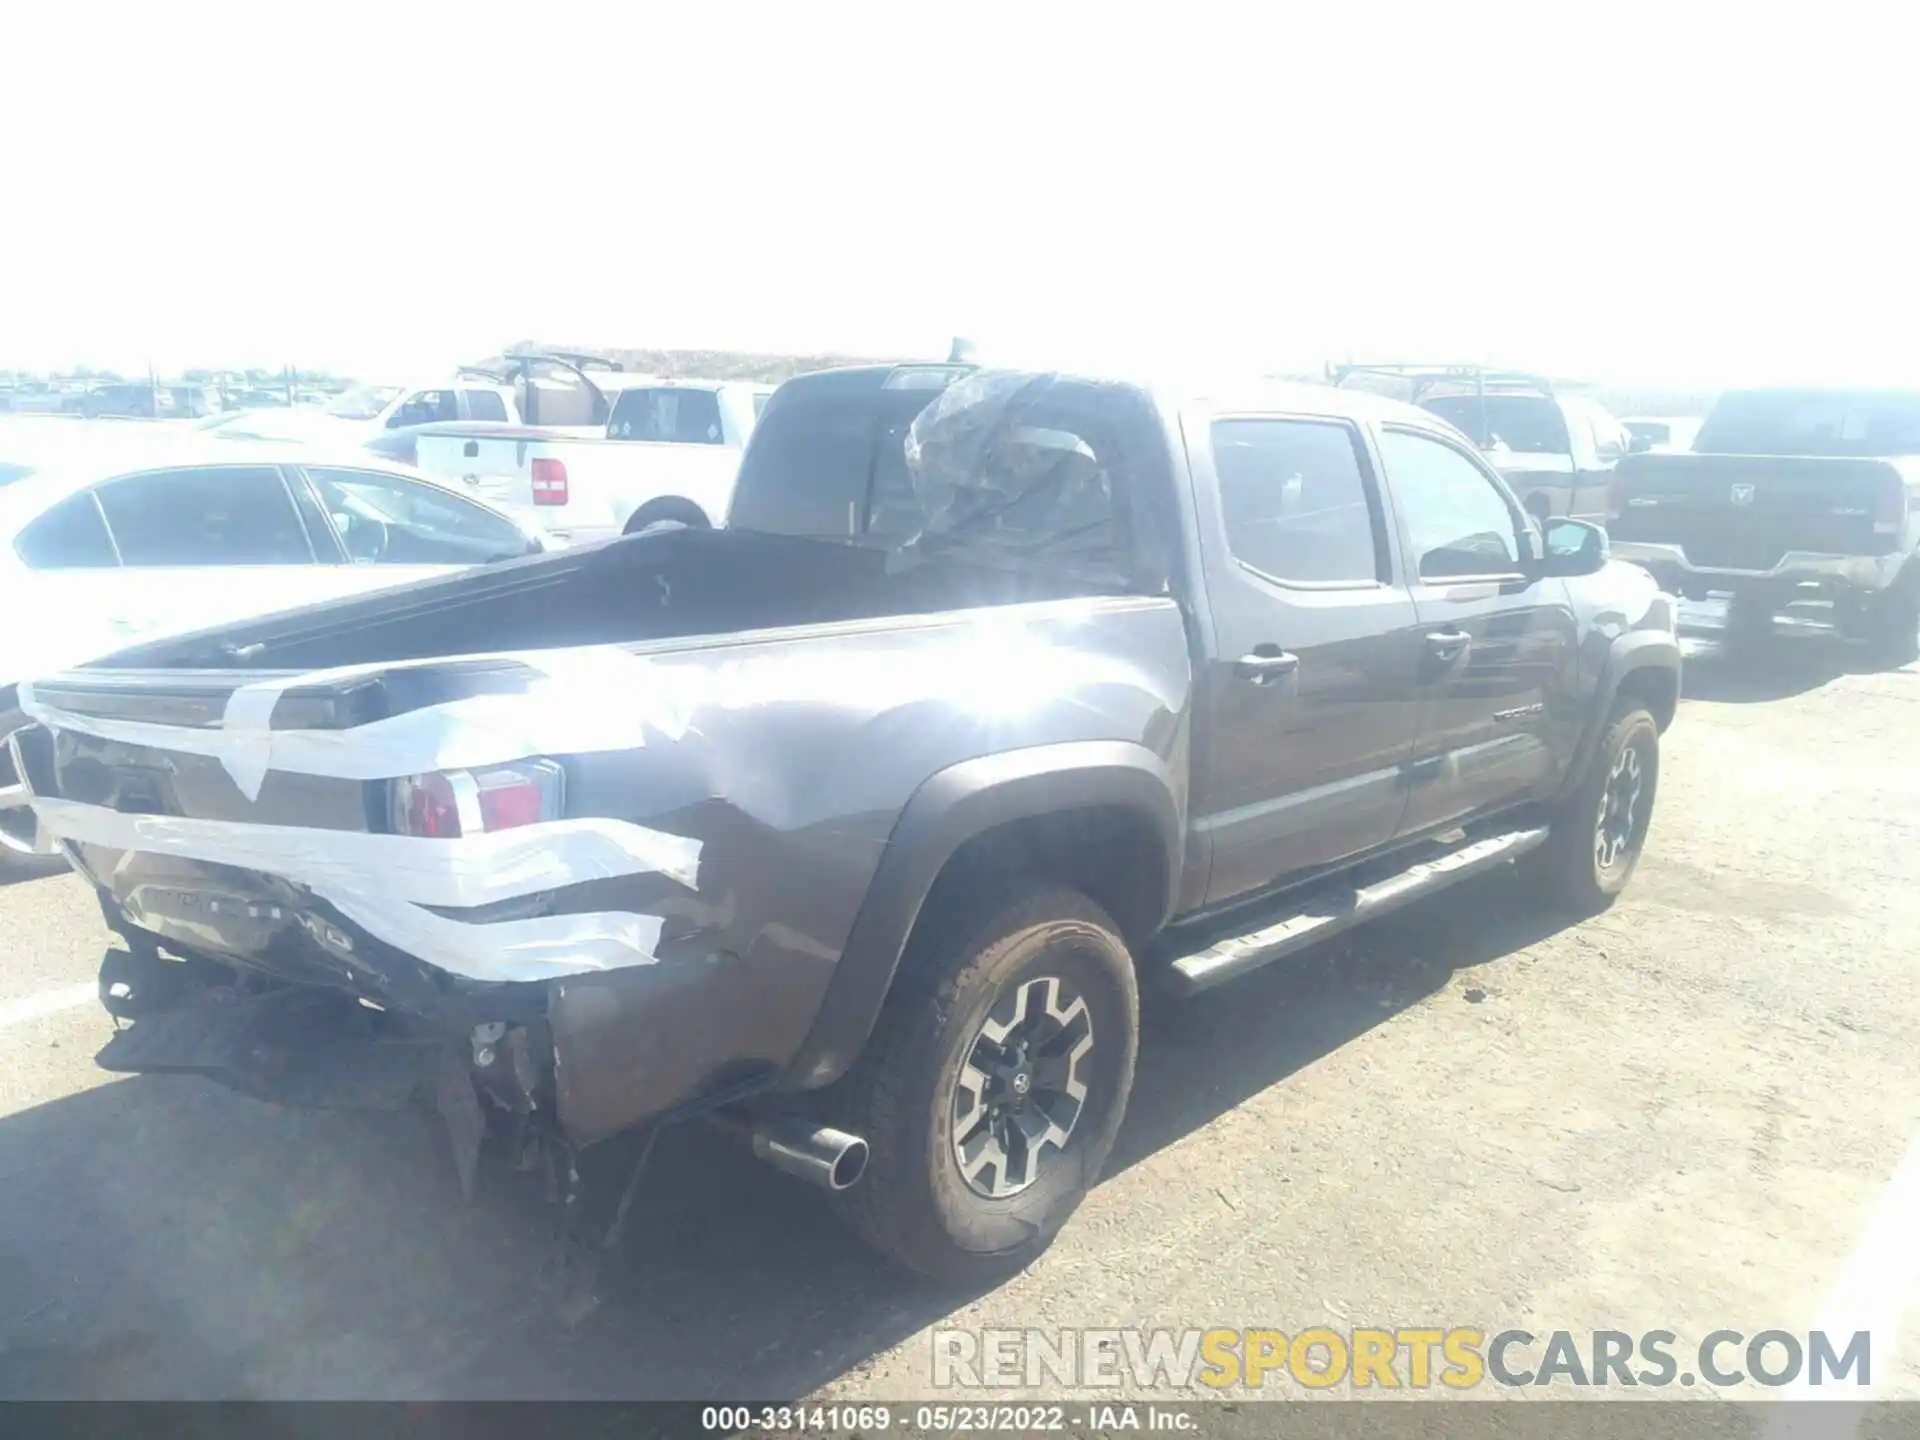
[1607,471,1627,520]
[388,759,564,838]
[531,457,569,506]
[1873,480,1905,535]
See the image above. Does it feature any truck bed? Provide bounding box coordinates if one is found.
[71,526,1122,675]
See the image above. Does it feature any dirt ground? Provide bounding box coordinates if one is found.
[0,623,1915,1405]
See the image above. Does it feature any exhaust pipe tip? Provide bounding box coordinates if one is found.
[719,1112,870,1191]
[811,1131,869,1191]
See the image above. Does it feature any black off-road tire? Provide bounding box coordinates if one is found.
[0,850,66,882]
[829,882,1139,1284]
[1865,584,1920,668]
[1721,595,1775,651]
[1523,702,1660,915]
[622,497,711,536]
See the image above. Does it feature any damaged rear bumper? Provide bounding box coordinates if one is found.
[92,941,517,1195]
[1610,540,1906,598]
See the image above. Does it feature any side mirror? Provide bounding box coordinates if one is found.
[1540,518,1609,577]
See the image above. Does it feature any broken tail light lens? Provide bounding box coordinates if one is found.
[531,457,569,506]
[388,759,565,838]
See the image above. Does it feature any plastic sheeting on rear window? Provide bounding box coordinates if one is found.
[728,367,1175,593]
[884,371,1125,584]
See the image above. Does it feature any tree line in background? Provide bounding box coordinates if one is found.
[4,347,1724,422]
[507,341,1718,418]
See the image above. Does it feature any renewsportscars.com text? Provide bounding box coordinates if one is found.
[931,1327,1872,1391]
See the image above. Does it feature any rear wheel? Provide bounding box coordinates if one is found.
[0,819,65,880]
[1721,594,1776,651]
[1523,702,1659,915]
[1865,583,1920,667]
[830,882,1139,1283]
[621,497,711,537]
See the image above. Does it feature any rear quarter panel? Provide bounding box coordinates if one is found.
[545,595,1193,1142]
[34,595,1193,1144]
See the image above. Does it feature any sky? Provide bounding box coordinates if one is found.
[2,1,1912,389]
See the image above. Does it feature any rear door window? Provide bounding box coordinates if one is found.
[15,492,119,569]
[607,388,726,444]
[1212,418,1385,585]
[95,466,314,566]
[464,389,509,422]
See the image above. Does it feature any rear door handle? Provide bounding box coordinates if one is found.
[1425,629,1471,661]
[1235,649,1299,683]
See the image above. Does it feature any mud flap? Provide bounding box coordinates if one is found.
[437,1046,485,1198]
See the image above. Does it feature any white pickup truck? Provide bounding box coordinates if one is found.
[411,379,773,544]
[204,355,669,469]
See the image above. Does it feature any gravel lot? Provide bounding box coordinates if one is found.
[0,625,1916,1403]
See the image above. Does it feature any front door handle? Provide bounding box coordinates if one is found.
[1235,648,1300,684]
[1425,629,1471,662]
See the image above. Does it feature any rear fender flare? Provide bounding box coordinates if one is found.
[782,741,1181,1090]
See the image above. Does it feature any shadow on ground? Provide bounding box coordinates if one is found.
[1679,624,1912,704]
[0,872,1567,1401]
[0,862,68,891]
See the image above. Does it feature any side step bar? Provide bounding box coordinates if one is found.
[1167,826,1548,997]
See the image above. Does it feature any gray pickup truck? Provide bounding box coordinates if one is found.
[10,364,1680,1283]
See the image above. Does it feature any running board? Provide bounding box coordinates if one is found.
[1167,826,1549,997]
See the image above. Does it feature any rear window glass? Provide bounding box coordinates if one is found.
[1422,394,1571,454]
[608,388,726,444]
[1694,390,1920,456]
[730,370,1157,587]
[15,492,118,568]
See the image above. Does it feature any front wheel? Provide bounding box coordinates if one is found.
[830,882,1139,1283]
[1523,702,1660,915]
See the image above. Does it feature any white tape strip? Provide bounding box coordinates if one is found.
[322,893,667,983]
[32,797,697,983]
[32,798,700,908]
[16,607,1165,802]
[19,643,701,799]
